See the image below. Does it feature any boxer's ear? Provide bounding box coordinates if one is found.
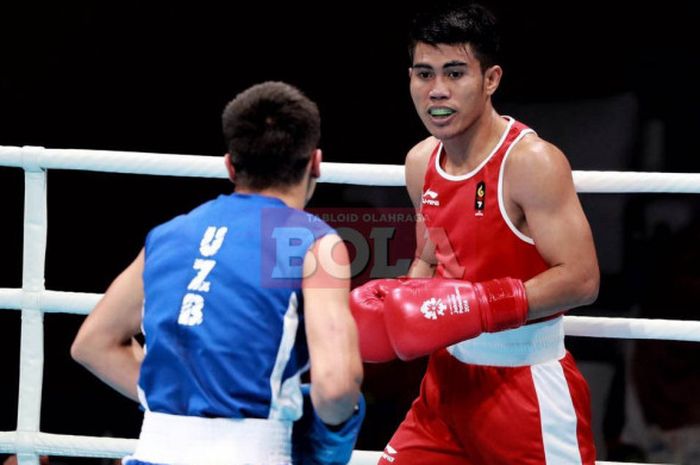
[224,153,236,182]
[310,149,322,179]
[483,64,502,96]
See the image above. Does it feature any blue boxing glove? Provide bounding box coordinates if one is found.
[292,384,366,465]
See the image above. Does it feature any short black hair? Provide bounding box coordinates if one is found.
[408,1,501,72]
[222,81,320,190]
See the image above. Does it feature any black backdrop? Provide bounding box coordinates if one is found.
[1,1,699,461]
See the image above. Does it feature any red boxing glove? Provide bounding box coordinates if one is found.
[349,279,402,363]
[383,277,529,361]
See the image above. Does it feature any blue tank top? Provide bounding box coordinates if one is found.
[139,193,334,421]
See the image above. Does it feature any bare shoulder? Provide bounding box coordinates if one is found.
[509,133,572,174]
[406,136,439,166]
[506,133,576,203]
[405,136,439,207]
[303,233,350,289]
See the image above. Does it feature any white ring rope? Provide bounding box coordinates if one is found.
[1,144,693,465]
[0,431,136,458]
[0,432,659,465]
[1,288,698,343]
[4,144,700,191]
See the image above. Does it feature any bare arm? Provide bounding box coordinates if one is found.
[71,249,145,401]
[507,140,600,321]
[303,234,363,425]
[404,137,438,278]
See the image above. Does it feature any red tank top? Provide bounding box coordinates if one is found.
[421,117,549,283]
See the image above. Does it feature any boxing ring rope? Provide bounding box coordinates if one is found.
[1,290,699,342]
[2,145,698,465]
[4,145,700,192]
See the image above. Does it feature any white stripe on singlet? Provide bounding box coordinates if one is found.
[497,127,537,244]
[268,291,304,421]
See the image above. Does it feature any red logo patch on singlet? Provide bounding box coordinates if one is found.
[474,181,486,216]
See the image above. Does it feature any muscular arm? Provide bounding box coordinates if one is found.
[404,137,438,278]
[70,249,145,401]
[303,234,363,425]
[506,140,600,320]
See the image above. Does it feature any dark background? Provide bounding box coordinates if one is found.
[2,1,700,463]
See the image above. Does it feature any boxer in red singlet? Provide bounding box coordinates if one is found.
[350,3,600,464]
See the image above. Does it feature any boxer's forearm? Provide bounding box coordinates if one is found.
[524,264,599,321]
[72,337,141,401]
[407,257,436,278]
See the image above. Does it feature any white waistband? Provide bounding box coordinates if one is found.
[125,411,292,465]
[446,316,565,367]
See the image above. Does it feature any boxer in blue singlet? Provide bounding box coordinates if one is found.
[71,81,364,465]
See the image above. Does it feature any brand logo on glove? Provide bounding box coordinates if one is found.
[420,297,447,320]
[420,287,471,320]
[422,189,440,206]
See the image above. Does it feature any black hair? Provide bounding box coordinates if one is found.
[222,81,320,190]
[408,1,501,72]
